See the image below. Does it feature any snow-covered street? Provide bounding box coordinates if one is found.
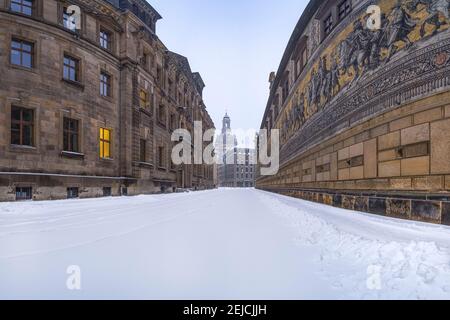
[1,188,450,300]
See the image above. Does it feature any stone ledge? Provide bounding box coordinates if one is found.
[259,187,450,226]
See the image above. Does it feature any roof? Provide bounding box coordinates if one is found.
[167,51,205,95]
[105,0,162,21]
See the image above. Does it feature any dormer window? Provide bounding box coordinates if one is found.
[338,0,352,21]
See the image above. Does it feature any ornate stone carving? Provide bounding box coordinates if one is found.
[278,0,450,163]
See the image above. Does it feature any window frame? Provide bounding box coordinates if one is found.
[100,71,112,98]
[67,187,79,199]
[103,187,112,197]
[11,106,34,147]
[158,145,166,169]
[337,0,352,21]
[158,104,166,127]
[62,6,77,31]
[139,89,149,108]
[63,117,80,153]
[63,54,81,83]
[10,0,34,16]
[323,13,334,37]
[99,127,112,159]
[99,27,113,51]
[10,37,34,69]
[140,139,147,163]
[16,186,32,201]
[169,113,177,131]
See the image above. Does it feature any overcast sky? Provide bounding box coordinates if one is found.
[150,0,308,133]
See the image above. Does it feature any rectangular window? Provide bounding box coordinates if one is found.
[141,53,148,69]
[67,187,79,199]
[140,139,146,162]
[99,128,112,159]
[324,14,334,36]
[302,47,308,67]
[103,187,112,197]
[169,114,176,131]
[282,79,289,102]
[168,79,174,97]
[158,105,166,126]
[157,66,163,86]
[11,106,34,146]
[63,7,76,31]
[139,89,149,108]
[11,38,33,69]
[99,28,112,50]
[11,0,33,16]
[63,55,80,82]
[16,186,32,201]
[158,146,165,168]
[63,117,79,152]
[338,0,352,21]
[100,72,111,97]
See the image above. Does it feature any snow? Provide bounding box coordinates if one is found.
[0,188,449,300]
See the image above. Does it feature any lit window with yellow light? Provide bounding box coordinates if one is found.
[99,128,112,159]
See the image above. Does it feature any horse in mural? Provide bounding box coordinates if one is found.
[337,20,372,86]
[407,0,450,37]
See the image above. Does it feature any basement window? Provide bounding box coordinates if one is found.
[103,187,112,197]
[67,187,79,199]
[16,187,32,201]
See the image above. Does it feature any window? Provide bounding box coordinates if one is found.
[158,146,165,168]
[324,14,334,37]
[63,117,79,152]
[63,7,76,31]
[169,114,176,131]
[63,55,80,82]
[100,72,111,97]
[158,105,166,125]
[139,89,149,108]
[302,47,308,68]
[99,28,112,50]
[141,53,148,68]
[99,128,112,159]
[11,106,34,146]
[140,139,146,162]
[11,38,33,69]
[11,0,33,16]
[338,0,352,21]
[67,187,79,199]
[282,78,289,102]
[103,187,112,197]
[16,187,32,201]
[168,79,174,97]
[157,66,163,86]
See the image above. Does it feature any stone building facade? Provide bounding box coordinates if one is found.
[217,113,256,187]
[257,0,450,225]
[0,0,215,201]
